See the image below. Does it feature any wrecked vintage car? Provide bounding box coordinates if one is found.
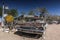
[15,20,47,38]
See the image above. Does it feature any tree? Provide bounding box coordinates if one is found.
[37,8,48,21]
[0,7,18,17]
[20,11,26,18]
[28,10,34,15]
[38,8,48,16]
[8,9,18,17]
[21,11,25,15]
[20,11,26,20]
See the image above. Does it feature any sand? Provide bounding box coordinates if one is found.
[0,24,60,40]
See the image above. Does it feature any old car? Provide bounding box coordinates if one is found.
[15,20,46,38]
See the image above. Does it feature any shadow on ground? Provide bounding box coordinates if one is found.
[14,31,42,39]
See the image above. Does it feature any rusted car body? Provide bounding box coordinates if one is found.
[15,20,46,38]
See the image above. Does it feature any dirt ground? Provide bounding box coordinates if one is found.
[45,24,60,40]
[0,24,60,40]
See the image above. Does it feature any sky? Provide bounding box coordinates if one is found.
[0,0,60,16]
